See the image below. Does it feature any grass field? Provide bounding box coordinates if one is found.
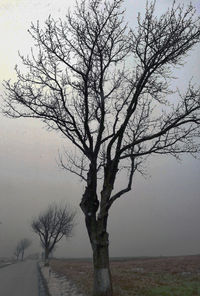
[50,255,200,296]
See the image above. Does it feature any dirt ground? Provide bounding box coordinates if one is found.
[50,255,200,296]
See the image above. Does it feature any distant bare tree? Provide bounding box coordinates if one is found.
[13,243,21,261]
[14,238,31,261]
[31,203,76,266]
[3,0,200,295]
[19,238,31,261]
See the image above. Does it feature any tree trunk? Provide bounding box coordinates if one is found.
[80,164,114,296]
[44,249,49,266]
[85,213,113,296]
[92,233,113,296]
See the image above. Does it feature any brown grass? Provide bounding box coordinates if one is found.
[50,255,200,296]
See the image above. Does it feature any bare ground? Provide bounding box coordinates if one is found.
[50,255,200,296]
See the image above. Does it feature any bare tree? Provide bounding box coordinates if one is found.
[13,242,21,261]
[3,0,200,295]
[31,203,76,266]
[20,238,31,261]
[14,238,31,261]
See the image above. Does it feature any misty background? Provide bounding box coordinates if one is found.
[0,0,200,259]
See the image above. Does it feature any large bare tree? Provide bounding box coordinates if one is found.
[31,203,76,266]
[3,0,200,295]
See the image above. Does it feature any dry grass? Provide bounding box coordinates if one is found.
[50,255,200,296]
[50,259,93,295]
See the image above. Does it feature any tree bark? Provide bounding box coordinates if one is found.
[81,164,114,296]
[92,231,113,296]
[84,211,113,296]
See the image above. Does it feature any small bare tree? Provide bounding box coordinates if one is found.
[3,0,200,295]
[14,243,21,261]
[31,203,76,266]
[20,238,31,261]
[14,238,31,261]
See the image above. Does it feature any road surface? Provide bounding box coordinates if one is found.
[0,260,39,296]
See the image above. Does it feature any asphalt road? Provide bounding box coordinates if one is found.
[0,260,39,296]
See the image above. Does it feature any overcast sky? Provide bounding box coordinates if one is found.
[0,0,200,259]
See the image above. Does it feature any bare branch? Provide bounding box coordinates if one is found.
[2,1,200,290]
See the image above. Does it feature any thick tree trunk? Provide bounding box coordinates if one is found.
[80,163,115,296]
[84,214,113,296]
[92,234,113,296]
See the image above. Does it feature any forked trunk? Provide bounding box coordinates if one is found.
[80,164,114,296]
[92,238,113,296]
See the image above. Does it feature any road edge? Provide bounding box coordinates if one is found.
[37,262,51,296]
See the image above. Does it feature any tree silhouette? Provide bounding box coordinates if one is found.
[3,0,200,295]
[14,242,21,261]
[14,238,31,261]
[31,203,76,266]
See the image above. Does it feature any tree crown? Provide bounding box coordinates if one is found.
[3,0,200,208]
[32,203,76,252]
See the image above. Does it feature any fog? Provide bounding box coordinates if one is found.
[0,0,200,259]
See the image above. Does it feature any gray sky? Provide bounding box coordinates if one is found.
[0,0,200,259]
